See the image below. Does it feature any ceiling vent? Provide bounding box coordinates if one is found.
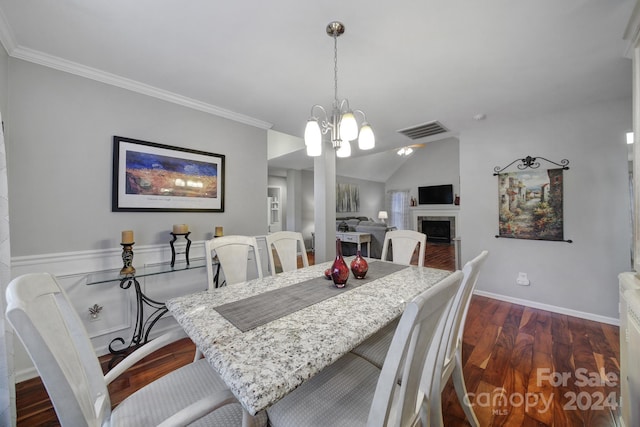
[397,121,448,140]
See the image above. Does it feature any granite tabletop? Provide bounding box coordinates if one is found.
[166,258,452,415]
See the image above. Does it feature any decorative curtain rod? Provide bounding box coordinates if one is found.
[493,155,570,176]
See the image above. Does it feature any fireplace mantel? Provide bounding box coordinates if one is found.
[410,205,461,269]
[410,205,460,234]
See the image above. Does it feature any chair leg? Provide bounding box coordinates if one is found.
[429,382,444,427]
[242,409,267,427]
[451,347,479,427]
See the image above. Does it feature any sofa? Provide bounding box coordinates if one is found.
[335,217,394,259]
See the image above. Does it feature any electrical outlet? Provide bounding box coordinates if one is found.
[516,272,530,286]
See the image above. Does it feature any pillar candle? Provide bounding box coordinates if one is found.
[121,230,134,244]
[173,224,188,234]
[215,226,223,237]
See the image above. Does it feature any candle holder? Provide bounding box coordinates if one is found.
[120,242,136,275]
[170,232,191,267]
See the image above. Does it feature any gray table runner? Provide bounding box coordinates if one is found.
[214,261,408,332]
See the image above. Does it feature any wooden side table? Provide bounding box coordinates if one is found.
[335,231,371,255]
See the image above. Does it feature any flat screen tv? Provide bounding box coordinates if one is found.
[418,184,454,205]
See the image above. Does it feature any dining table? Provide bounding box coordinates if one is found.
[166,257,453,418]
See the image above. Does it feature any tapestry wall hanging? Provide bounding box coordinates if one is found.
[336,183,360,213]
[494,156,572,243]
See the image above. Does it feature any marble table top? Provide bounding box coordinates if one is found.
[166,258,452,415]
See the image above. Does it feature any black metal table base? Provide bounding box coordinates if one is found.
[107,275,168,369]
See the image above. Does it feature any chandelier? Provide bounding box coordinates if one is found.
[304,21,375,158]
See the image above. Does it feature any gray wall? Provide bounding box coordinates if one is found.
[0,46,7,115]
[6,59,268,256]
[335,176,385,220]
[300,170,385,249]
[460,97,632,319]
[379,98,630,321]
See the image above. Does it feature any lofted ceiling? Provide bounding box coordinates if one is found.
[0,0,634,181]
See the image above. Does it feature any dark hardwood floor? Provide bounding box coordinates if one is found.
[16,243,619,427]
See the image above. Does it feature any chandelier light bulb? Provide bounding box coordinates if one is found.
[339,112,358,141]
[304,119,322,156]
[336,140,351,158]
[358,123,375,150]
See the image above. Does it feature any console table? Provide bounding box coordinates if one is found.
[86,258,218,367]
[335,231,371,255]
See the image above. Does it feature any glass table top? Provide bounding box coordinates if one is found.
[86,257,212,285]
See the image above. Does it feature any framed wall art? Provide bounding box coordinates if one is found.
[494,156,571,243]
[336,183,360,213]
[112,136,225,212]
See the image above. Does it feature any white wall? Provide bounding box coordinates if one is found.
[385,137,460,202]
[460,97,632,321]
[7,59,269,256]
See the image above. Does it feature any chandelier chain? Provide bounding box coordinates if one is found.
[304,21,374,157]
[333,32,339,108]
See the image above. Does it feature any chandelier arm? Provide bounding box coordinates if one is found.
[309,104,327,120]
[308,104,330,135]
[353,109,366,121]
[338,99,351,114]
[321,118,334,136]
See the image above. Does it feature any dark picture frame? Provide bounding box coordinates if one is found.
[112,136,225,212]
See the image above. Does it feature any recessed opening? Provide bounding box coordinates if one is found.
[422,219,451,244]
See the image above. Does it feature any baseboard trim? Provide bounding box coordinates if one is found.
[473,290,619,326]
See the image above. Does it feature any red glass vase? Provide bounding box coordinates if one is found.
[331,238,349,288]
[350,250,368,279]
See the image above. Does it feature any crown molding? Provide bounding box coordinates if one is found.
[0,6,16,55]
[624,0,640,58]
[6,45,273,130]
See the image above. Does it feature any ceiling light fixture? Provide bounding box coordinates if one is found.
[397,146,414,156]
[304,21,375,158]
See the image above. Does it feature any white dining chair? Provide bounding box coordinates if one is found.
[266,270,464,427]
[428,250,488,427]
[205,235,263,289]
[350,250,489,427]
[265,231,309,274]
[380,229,427,266]
[198,235,264,361]
[5,272,267,427]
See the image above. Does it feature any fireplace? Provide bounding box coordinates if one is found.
[411,207,459,267]
[416,215,456,245]
[422,219,452,243]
